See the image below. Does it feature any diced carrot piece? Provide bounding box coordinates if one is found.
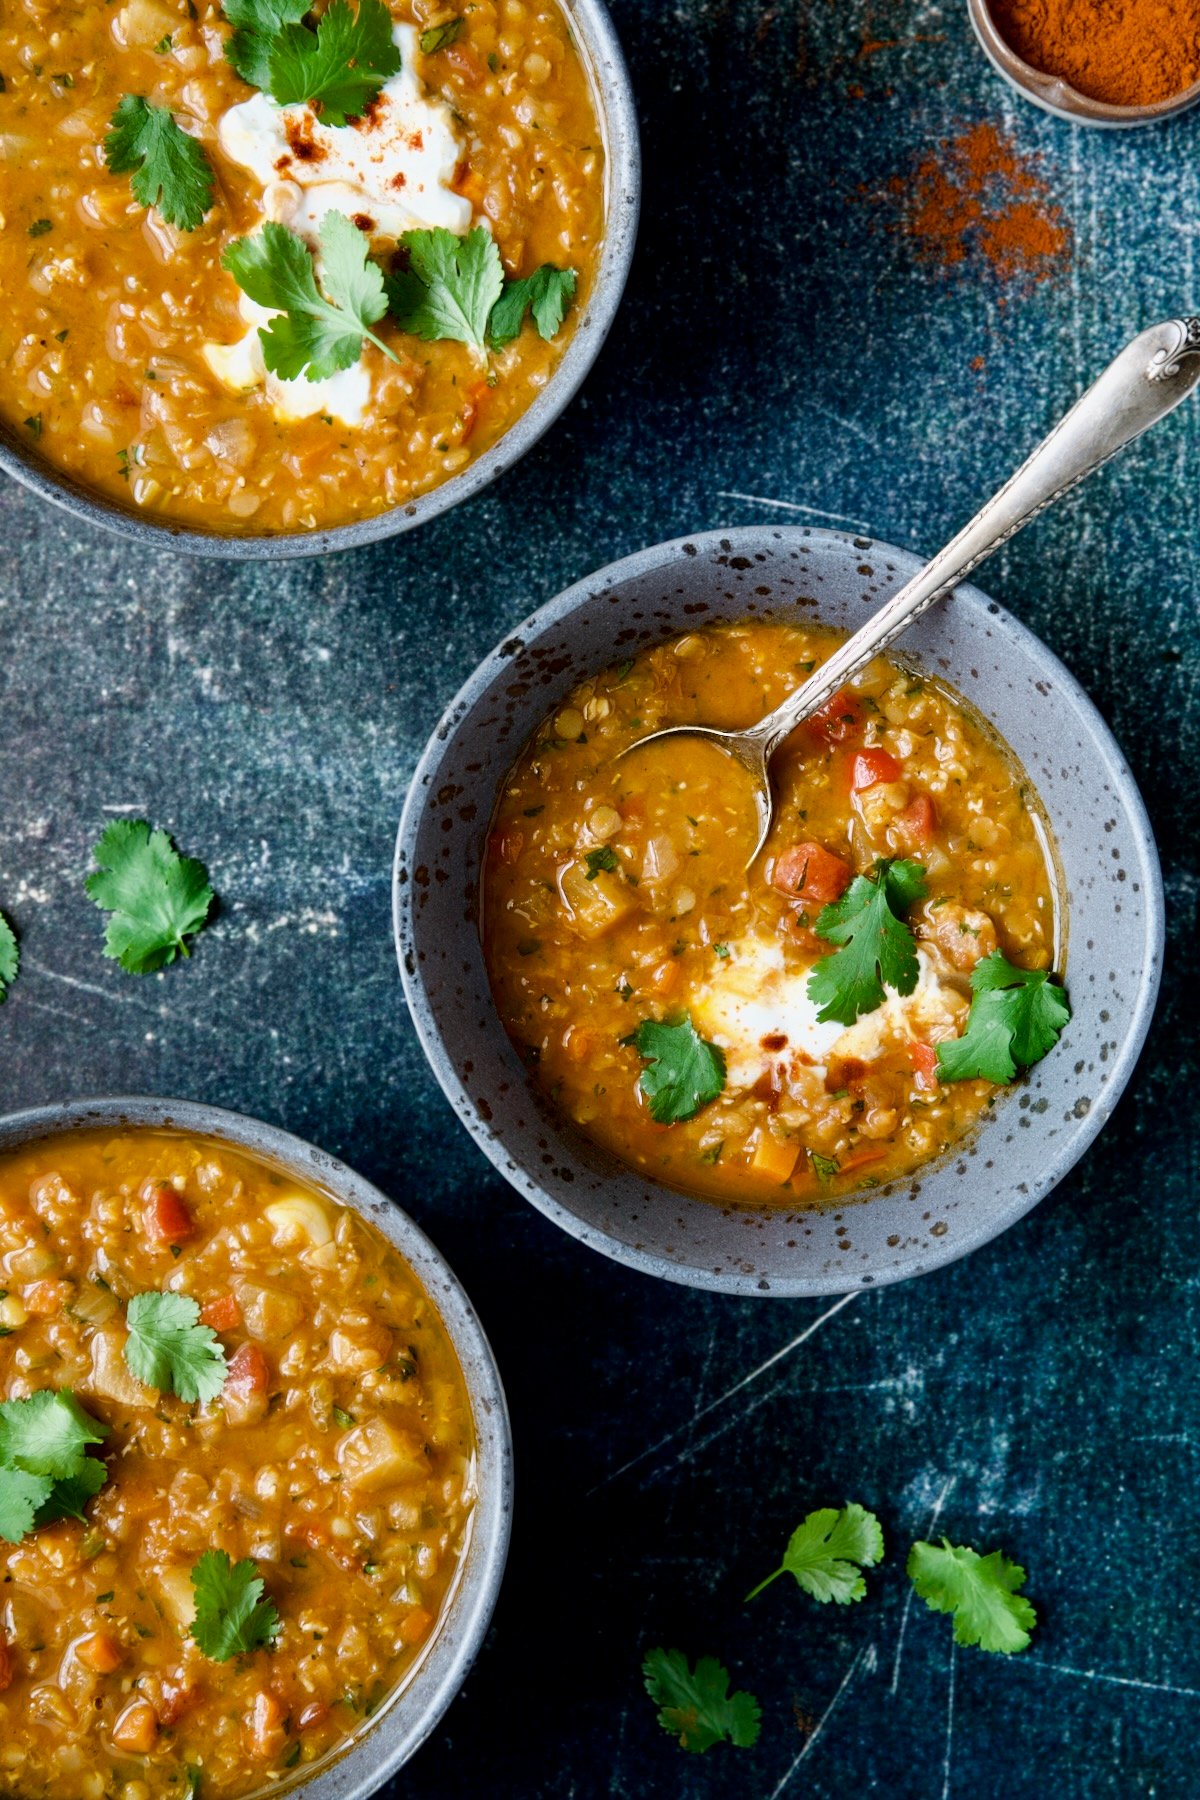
[896,793,937,847]
[908,1041,940,1092]
[841,1145,890,1174]
[76,1630,123,1673]
[459,378,490,443]
[0,1639,12,1692]
[144,1185,194,1246]
[112,1699,158,1754]
[749,1130,801,1183]
[200,1293,241,1332]
[443,41,484,85]
[225,1342,271,1395]
[807,689,863,745]
[850,748,902,790]
[244,1690,287,1761]
[562,1026,597,1063]
[451,164,487,207]
[399,1606,435,1647]
[771,842,853,905]
[649,958,681,998]
[21,1279,72,1316]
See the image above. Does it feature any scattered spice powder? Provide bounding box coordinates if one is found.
[876,122,1071,292]
[989,0,1200,108]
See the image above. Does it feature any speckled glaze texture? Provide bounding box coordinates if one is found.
[0,1096,513,1800]
[0,0,640,561]
[395,527,1163,1296]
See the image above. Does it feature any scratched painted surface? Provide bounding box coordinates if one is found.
[0,0,1197,1794]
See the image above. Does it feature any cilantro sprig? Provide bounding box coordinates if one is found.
[223,214,400,382]
[746,1502,884,1605]
[626,1016,726,1125]
[642,1648,761,1754]
[104,96,214,231]
[190,1549,281,1660]
[936,950,1070,1084]
[124,1292,228,1404]
[806,857,926,1025]
[907,1538,1037,1654]
[86,819,214,974]
[0,911,18,1002]
[0,1391,109,1544]
[224,0,400,124]
[386,225,577,352]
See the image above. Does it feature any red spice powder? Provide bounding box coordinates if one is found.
[880,121,1071,290]
[989,0,1200,107]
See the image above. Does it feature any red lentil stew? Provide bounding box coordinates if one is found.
[0,1128,476,1798]
[0,0,605,534]
[483,619,1067,1208]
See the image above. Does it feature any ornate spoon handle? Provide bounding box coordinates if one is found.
[751,317,1200,758]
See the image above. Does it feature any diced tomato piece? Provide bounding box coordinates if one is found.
[807,688,863,744]
[770,842,853,905]
[225,1342,271,1396]
[21,1279,72,1317]
[158,1679,202,1727]
[488,827,525,866]
[76,1631,123,1673]
[200,1293,241,1332]
[908,1041,940,1092]
[896,792,937,847]
[442,41,484,85]
[850,748,902,791]
[144,1185,194,1246]
[0,1638,12,1692]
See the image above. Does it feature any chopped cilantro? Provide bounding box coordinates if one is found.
[809,1151,839,1183]
[332,1406,355,1429]
[806,857,926,1025]
[27,218,52,237]
[0,1391,109,1544]
[386,225,504,352]
[223,213,399,382]
[713,943,730,957]
[190,1549,281,1660]
[23,414,42,438]
[642,1648,761,1754]
[256,0,400,124]
[907,1537,1037,1654]
[625,1016,726,1125]
[936,951,1070,1085]
[124,1292,228,1403]
[419,17,462,52]
[222,0,308,89]
[584,845,619,880]
[86,818,214,973]
[746,1502,884,1604]
[104,95,214,231]
[0,913,17,1002]
[154,32,174,50]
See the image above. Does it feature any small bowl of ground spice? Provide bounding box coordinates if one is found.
[968,0,1200,125]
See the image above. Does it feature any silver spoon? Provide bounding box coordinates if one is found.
[624,316,1200,864]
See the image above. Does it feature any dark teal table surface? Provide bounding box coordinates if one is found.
[1,0,1197,1794]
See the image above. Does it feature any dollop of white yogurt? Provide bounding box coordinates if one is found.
[203,22,471,426]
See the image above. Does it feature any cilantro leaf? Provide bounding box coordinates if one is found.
[267,0,400,125]
[223,213,398,382]
[124,1292,228,1404]
[86,819,214,974]
[642,1648,761,1754]
[488,264,577,351]
[0,911,18,1002]
[35,1455,109,1527]
[936,951,1070,1085]
[806,857,927,1025]
[627,1016,726,1125]
[746,1502,884,1604]
[584,846,619,879]
[191,1549,281,1660]
[104,96,214,231]
[387,226,504,351]
[0,1390,108,1477]
[907,1537,1037,1654]
[0,1468,53,1544]
[222,0,309,90]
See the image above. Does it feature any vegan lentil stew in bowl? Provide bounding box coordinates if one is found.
[482,619,1067,1209]
[0,0,635,551]
[0,1101,511,1799]
[397,526,1163,1294]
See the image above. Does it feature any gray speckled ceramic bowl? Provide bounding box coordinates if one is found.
[0,0,638,560]
[0,1095,512,1797]
[394,526,1164,1297]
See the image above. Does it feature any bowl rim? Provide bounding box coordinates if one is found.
[0,0,641,560]
[967,0,1200,126]
[0,1092,514,1796]
[393,523,1166,1295]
